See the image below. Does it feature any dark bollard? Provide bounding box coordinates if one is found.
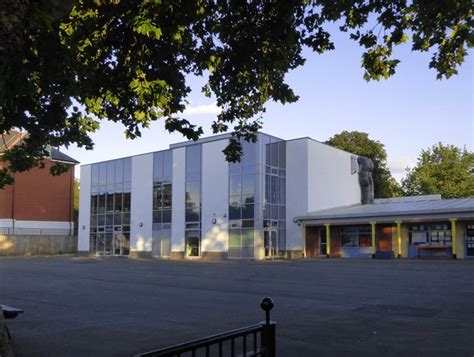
[260,297,276,356]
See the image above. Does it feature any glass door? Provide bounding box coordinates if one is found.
[264,229,278,258]
[185,230,201,257]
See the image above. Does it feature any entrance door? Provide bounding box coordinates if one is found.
[113,227,130,256]
[264,229,277,258]
[319,228,327,256]
[185,230,201,257]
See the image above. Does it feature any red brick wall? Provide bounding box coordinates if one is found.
[330,226,341,257]
[305,226,319,257]
[0,160,74,222]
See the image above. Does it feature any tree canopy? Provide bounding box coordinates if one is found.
[402,143,474,198]
[0,0,472,188]
[326,131,402,198]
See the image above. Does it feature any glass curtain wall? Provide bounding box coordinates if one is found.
[262,136,286,257]
[228,140,257,259]
[185,145,202,257]
[152,150,172,257]
[90,158,131,256]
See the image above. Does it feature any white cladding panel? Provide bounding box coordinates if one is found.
[307,140,360,212]
[201,140,229,252]
[171,147,186,252]
[285,139,309,251]
[130,154,153,252]
[78,165,91,251]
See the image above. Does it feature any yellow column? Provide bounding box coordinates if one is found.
[395,221,402,258]
[324,223,331,258]
[450,218,457,259]
[370,222,376,259]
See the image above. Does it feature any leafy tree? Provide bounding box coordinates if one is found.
[1,0,472,188]
[73,178,80,235]
[402,143,474,198]
[326,131,402,198]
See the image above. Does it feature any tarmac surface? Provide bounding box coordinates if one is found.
[0,256,473,356]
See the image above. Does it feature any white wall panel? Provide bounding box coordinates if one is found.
[130,154,153,252]
[171,147,186,252]
[307,140,360,212]
[285,139,309,251]
[201,140,229,252]
[78,165,91,251]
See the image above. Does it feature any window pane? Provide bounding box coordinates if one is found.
[153,210,162,223]
[242,140,256,166]
[278,205,286,219]
[98,194,106,214]
[114,213,122,225]
[123,192,131,212]
[242,220,254,228]
[153,185,162,210]
[279,178,286,204]
[91,195,98,214]
[242,194,254,204]
[98,214,105,226]
[186,181,200,207]
[229,203,241,220]
[229,175,241,196]
[229,230,241,247]
[123,158,132,182]
[270,176,278,203]
[122,213,130,225]
[99,162,107,186]
[91,164,99,187]
[268,142,279,167]
[163,150,172,180]
[162,184,172,208]
[242,174,255,194]
[242,229,254,246]
[186,145,201,174]
[114,192,122,212]
[278,141,286,168]
[162,209,172,223]
[242,204,254,219]
[153,152,163,180]
[106,193,114,213]
[106,161,115,187]
[186,208,200,222]
[115,159,124,183]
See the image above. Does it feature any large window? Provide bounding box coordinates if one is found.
[409,224,452,246]
[263,137,286,255]
[228,140,258,258]
[185,145,202,257]
[341,226,372,247]
[152,150,172,257]
[90,158,131,256]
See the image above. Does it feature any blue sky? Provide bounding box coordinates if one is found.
[64,28,473,183]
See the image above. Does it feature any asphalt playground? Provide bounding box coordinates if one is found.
[0,256,473,356]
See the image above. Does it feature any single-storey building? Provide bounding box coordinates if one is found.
[77,132,474,259]
[295,195,474,259]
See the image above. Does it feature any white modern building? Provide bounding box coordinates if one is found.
[78,132,362,259]
[78,132,474,260]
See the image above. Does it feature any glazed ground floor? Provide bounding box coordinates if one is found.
[304,219,474,259]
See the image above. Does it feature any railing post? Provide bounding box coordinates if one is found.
[260,297,276,357]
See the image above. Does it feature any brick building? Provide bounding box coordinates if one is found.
[0,131,78,235]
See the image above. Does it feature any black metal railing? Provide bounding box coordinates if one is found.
[136,297,276,357]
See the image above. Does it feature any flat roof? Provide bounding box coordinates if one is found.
[294,196,474,224]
